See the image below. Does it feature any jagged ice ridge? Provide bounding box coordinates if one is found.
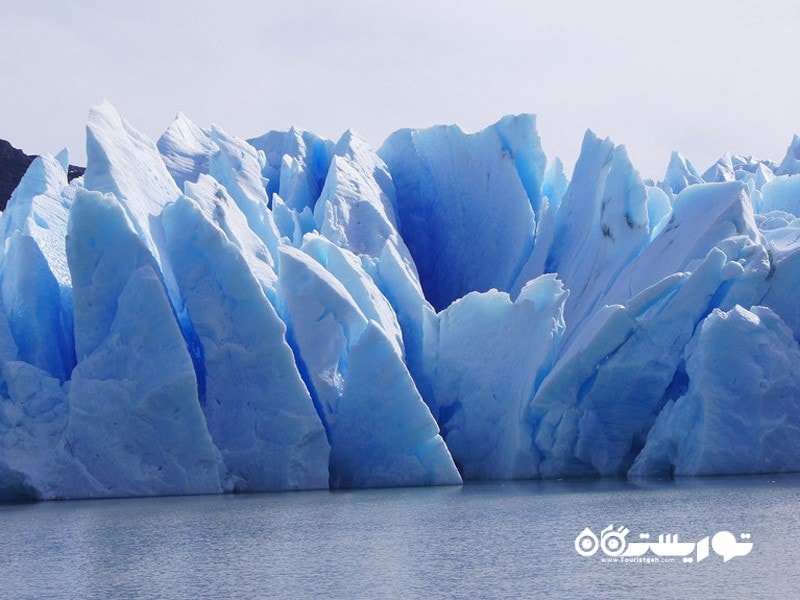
[2,103,800,500]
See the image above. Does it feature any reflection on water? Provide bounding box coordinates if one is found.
[1,475,798,599]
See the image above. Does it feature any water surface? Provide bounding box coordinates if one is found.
[2,475,798,598]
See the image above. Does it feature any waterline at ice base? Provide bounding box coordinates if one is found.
[3,102,800,501]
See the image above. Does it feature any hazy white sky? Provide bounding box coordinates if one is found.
[1,0,798,179]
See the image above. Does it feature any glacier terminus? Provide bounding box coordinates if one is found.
[2,103,800,501]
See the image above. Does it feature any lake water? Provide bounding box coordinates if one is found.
[1,475,798,599]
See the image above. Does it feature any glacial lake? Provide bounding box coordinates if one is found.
[1,475,798,599]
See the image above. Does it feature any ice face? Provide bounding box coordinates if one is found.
[208,126,282,262]
[300,234,404,358]
[66,264,224,498]
[247,127,334,213]
[163,197,330,492]
[67,190,161,361]
[599,181,760,310]
[760,175,800,216]
[64,190,224,498]
[0,361,70,501]
[532,247,752,477]
[1,234,71,380]
[0,153,73,286]
[2,102,800,499]
[662,151,703,195]
[164,198,330,491]
[630,305,800,476]
[776,134,800,176]
[429,275,567,480]
[378,115,541,311]
[277,245,460,488]
[0,154,75,381]
[84,102,182,287]
[315,130,401,260]
[157,112,218,190]
[701,153,735,183]
[544,133,650,333]
[311,129,438,414]
[182,173,278,297]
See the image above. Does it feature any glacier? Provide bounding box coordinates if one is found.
[2,102,800,500]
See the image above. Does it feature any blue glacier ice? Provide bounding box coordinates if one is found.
[630,305,800,476]
[532,245,763,477]
[248,127,334,215]
[427,275,567,479]
[2,102,800,500]
[84,102,183,287]
[277,245,460,488]
[207,126,282,263]
[163,197,330,492]
[313,130,433,397]
[0,154,75,381]
[156,112,218,190]
[379,115,543,311]
[65,190,224,498]
[702,152,735,184]
[662,151,703,195]
[544,131,650,333]
[182,173,279,298]
[776,135,800,176]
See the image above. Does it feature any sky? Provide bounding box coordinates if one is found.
[1,0,799,180]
